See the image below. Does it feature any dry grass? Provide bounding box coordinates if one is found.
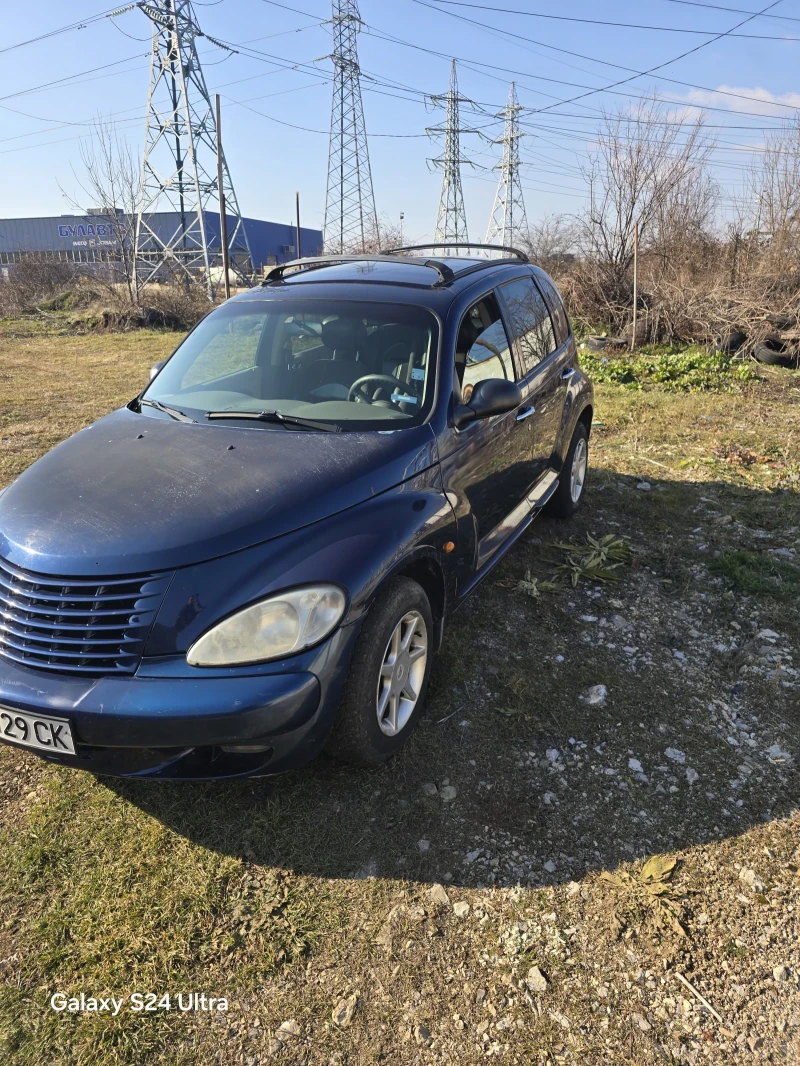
[0,325,798,1065]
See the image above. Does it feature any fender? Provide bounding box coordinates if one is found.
[144,467,458,665]
[554,367,594,468]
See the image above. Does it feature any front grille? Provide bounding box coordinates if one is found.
[0,557,172,675]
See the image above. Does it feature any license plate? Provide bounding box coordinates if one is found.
[0,707,75,755]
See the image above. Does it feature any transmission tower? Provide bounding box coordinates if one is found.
[485,83,528,251]
[135,0,251,297]
[427,61,481,254]
[324,0,377,254]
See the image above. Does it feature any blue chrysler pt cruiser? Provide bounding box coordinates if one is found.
[0,245,593,779]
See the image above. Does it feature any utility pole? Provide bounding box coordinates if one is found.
[215,94,230,300]
[324,0,377,253]
[427,61,481,255]
[485,83,528,252]
[399,211,404,245]
[295,192,302,259]
[135,0,251,299]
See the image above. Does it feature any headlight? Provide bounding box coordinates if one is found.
[186,585,347,667]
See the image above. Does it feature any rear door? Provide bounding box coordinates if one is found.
[497,273,571,482]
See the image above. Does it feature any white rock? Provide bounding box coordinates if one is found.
[756,629,780,640]
[453,901,470,918]
[543,859,557,873]
[417,838,430,853]
[440,784,457,802]
[636,481,651,491]
[465,849,481,863]
[555,654,565,662]
[581,684,608,706]
[774,964,790,982]
[673,650,687,661]
[526,966,548,993]
[665,747,686,764]
[543,791,557,805]
[580,614,598,623]
[628,758,643,773]
[277,1019,300,1038]
[428,883,450,907]
[332,994,358,1028]
[686,767,699,785]
[765,743,792,763]
[546,748,561,763]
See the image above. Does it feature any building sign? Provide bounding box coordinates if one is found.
[57,222,118,248]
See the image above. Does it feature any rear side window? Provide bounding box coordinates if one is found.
[455,294,514,401]
[536,274,571,347]
[499,276,556,374]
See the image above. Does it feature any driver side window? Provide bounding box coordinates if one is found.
[455,294,512,402]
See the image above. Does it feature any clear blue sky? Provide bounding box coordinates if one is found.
[2,0,800,242]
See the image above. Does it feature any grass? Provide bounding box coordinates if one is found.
[0,321,799,1064]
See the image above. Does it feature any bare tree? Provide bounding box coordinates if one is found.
[62,120,141,305]
[575,100,714,299]
[520,214,576,269]
[745,117,800,272]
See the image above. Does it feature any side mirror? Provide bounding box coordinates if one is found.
[453,378,523,428]
[150,360,166,381]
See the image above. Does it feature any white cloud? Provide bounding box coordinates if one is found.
[673,85,800,118]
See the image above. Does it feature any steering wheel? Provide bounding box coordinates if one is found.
[348,374,416,405]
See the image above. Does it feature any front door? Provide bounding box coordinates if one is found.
[439,293,538,576]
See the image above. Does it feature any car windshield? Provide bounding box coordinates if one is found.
[142,299,439,430]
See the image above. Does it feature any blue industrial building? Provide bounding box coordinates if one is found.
[0,211,322,276]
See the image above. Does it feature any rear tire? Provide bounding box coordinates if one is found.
[547,420,589,519]
[327,578,433,768]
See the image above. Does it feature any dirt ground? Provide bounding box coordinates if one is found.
[0,319,798,1065]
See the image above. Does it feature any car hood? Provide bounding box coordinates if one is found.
[0,407,439,576]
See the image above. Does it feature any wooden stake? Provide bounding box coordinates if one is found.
[215,94,231,300]
[295,191,302,259]
[631,220,639,352]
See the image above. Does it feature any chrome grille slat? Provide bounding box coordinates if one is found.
[0,558,171,675]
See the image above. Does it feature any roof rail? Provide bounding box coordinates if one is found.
[383,242,530,262]
[262,254,455,286]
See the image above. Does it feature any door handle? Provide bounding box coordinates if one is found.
[515,405,536,422]
[560,366,576,380]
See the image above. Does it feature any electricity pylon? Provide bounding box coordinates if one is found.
[135,0,251,297]
[324,0,378,253]
[485,83,528,251]
[427,61,481,254]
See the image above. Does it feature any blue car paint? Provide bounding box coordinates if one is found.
[0,258,592,779]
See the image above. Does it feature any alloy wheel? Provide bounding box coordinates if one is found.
[570,437,588,503]
[376,610,428,737]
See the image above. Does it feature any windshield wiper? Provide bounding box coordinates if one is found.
[138,398,197,423]
[206,409,341,432]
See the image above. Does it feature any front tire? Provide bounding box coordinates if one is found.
[327,577,433,767]
[547,420,589,519]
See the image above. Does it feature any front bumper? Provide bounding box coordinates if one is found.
[0,623,360,779]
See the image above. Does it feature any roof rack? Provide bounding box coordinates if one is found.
[383,242,530,262]
[262,254,456,286]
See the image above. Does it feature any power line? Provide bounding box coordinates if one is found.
[424,0,800,41]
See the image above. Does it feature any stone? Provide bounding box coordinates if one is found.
[739,867,766,892]
[267,1038,284,1056]
[332,994,358,1028]
[673,650,687,661]
[440,785,457,802]
[628,758,643,773]
[277,1020,300,1038]
[665,747,686,764]
[417,839,430,853]
[773,964,790,982]
[527,966,548,993]
[632,1013,652,1031]
[581,684,608,706]
[636,481,651,491]
[546,748,561,763]
[413,1023,432,1045]
[610,614,629,629]
[543,860,557,874]
[453,901,470,918]
[420,782,438,797]
[428,883,450,907]
[686,767,699,785]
